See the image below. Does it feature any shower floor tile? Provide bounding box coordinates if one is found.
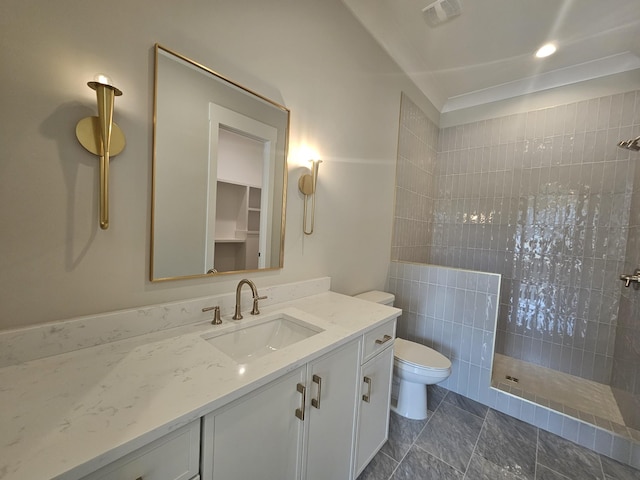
[492,353,625,426]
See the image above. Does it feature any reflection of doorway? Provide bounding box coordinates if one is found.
[206,104,277,273]
[215,131,263,271]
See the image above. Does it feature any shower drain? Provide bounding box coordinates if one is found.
[505,375,519,383]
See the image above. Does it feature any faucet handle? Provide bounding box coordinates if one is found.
[251,295,268,315]
[202,305,222,325]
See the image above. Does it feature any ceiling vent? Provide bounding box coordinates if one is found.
[422,0,462,27]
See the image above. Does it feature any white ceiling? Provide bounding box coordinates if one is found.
[341,0,640,112]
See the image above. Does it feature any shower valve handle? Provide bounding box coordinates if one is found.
[619,269,640,289]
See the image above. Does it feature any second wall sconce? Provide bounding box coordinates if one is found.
[75,74,126,230]
[298,159,322,235]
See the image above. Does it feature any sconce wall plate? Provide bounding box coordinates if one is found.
[298,171,315,195]
[76,117,125,156]
[75,79,126,230]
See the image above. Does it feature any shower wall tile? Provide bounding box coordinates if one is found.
[388,261,500,402]
[611,112,640,430]
[392,93,439,263]
[434,90,640,383]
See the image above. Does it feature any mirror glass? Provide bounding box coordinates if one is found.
[151,44,289,281]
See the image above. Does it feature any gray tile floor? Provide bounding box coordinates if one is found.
[358,386,640,480]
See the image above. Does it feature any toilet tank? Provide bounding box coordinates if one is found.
[354,290,395,306]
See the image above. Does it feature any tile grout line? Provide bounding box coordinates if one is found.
[373,450,399,480]
[411,441,468,477]
[398,392,448,476]
[413,393,488,477]
[461,406,490,479]
[597,452,607,480]
[534,427,539,480]
[536,428,596,480]
[385,400,439,480]
[443,394,489,422]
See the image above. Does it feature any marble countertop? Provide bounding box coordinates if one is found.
[0,291,400,480]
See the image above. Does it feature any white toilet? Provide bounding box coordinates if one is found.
[354,290,452,420]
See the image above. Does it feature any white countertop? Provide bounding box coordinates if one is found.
[0,291,400,480]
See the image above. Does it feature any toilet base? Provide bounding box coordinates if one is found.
[391,379,428,420]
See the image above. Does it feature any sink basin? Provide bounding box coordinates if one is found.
[202,313,323,363]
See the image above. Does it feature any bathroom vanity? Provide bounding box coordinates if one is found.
[0,280,398,480]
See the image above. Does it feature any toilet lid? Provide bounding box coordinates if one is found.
[394,338,451,370]
[354,291,395,305]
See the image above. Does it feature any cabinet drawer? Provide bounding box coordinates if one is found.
[362,320,396,363]
[83,421,200,480]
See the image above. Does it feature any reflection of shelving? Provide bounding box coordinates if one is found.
[247,186,262,234]
[215,181,247,240]
[214,181,261,272]
[248,187,261,209]
[245,233,259,270]
[247,210,260,234]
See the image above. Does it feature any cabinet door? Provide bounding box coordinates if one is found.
[305,340,361,480]
[202,367,306,480]
[355,346,394,476]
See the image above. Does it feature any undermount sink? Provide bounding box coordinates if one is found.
[202,313,323,363]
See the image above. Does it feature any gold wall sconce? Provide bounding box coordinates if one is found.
[75,74,126,230]
[298,159,322,235]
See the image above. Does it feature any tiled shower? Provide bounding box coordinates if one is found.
[389,90,640,467]
[435,93,638,386]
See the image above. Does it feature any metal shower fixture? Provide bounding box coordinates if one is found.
[618,136,640,151]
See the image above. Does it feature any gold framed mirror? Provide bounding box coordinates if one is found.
[151,44,289,281]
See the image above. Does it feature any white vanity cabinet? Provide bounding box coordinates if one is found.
[355,319,396,476]
[0,288,404,480]
[304,339,361,480]
[201,339,361,480]
[202,366,306,480]
[82,420,200,480]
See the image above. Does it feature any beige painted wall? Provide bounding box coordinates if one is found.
[0,0,436,329]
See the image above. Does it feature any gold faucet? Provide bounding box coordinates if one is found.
[233,279,267,320]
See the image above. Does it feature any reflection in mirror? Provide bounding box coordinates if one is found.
[151,44,289,281]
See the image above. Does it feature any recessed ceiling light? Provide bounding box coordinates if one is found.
[535,43,557,58]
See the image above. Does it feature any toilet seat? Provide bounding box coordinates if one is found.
[394,338,451,372]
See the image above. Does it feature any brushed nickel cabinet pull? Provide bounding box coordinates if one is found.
[362,376,372,403]
[295,383,306,421]
[311,374,322,409]
[375,334,392,345]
